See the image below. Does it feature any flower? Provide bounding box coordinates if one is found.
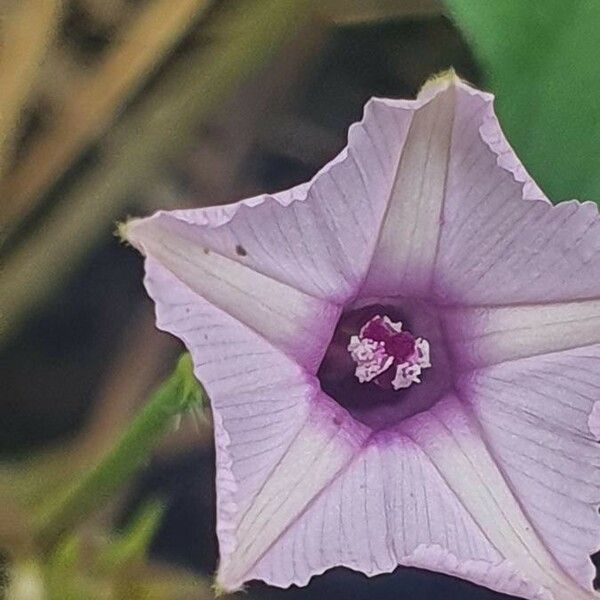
[124,72,600,599]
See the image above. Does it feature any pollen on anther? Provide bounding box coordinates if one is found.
[347,314,431,391]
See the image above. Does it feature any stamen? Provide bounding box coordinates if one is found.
[348,336,394,382]
[348,335,394,383]
[347,315,431,391]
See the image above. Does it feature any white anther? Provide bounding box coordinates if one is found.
[391,362,422,390]
[382,316,403,333]
[348,336,393,382]
[355,355,394,383]
[348,336,382,362]
[414,337,431,368]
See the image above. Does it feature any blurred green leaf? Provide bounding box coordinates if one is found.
[33,353,206,551]
[96,499,165,574]
[445,0,600,203]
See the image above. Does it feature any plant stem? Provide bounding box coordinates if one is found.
[33,354,203,551]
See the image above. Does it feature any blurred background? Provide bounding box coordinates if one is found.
[1,1,600,598]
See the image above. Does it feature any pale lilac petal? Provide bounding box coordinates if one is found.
[361,76,456,297]
[142,259,316,560]
[140,100,413,304]
[460,348,600,590]
[217,393,369,590]
[435,82,600,305]
[405,395,594,600]
[127,86,445,308]
[143,259,369,590]
[250,431,533,597]
[443,299,600,369]
[246,395,592,599]
[126,214,339,371]
[158,184,362,304]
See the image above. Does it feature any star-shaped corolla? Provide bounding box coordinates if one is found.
[125,73,600,600]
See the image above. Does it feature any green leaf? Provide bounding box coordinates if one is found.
[96,499,165,574]
[33,353,206,551]
[445,0,600,203]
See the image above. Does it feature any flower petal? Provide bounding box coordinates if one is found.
[443,299,600,369]
[139,98,415,305]
[142,258,314,540]
[434,80,600,305]
[360,75,456,297]
[157,179,364,304]
[244,395,592,599]
[126,213,339,371]
[405,395,595,599]
[250,427,534,597]
[460,348,600,590]
[217,394,369,590]
[127,81,448,310]
[141,258,367,588]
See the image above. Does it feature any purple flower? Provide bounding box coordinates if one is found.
[125,73,600,599]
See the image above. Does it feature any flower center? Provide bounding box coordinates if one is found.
[347,315,431,390]
[317,300,451,431]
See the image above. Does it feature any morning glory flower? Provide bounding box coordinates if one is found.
[124,73,600,599]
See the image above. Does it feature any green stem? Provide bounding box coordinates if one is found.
[33,353,204,551]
